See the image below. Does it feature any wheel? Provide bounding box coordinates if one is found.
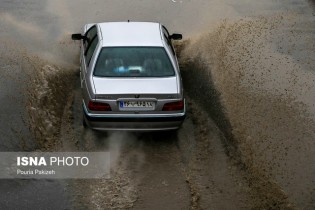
[82,114,87,127]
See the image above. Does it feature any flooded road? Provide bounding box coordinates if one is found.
[0,0,315,209]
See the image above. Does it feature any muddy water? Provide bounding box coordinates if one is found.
[181,4,315,210]
[1,0,315,209]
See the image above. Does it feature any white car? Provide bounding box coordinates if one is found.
[72,21,185,131]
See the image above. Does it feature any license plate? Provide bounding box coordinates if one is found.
[120,101,154,109]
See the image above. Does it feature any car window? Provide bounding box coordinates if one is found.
[84,26,98,66]
[162,26,176,55]
[85,36,98,66]
[84,26,97,50]
[93,47,175,77]
[162,27,171,47]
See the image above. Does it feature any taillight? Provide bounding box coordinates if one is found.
[162,100,184,111]
[88,101,112,111]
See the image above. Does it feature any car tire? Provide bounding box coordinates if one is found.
[82,115,87,128]
[167,129,178,136]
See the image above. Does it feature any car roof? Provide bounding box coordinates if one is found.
[97,22,164,47]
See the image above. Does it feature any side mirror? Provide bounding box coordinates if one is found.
[71,33,86,40]
[169,33,182,40]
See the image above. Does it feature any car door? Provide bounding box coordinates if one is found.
[162,26,183,97]
[162,26,180,70]
[80,25,99,103]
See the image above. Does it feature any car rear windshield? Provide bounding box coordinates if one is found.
[93,47,175,77]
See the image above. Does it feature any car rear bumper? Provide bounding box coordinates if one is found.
[83,104,186,131]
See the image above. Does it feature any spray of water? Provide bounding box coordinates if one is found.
[180,11,315,209]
